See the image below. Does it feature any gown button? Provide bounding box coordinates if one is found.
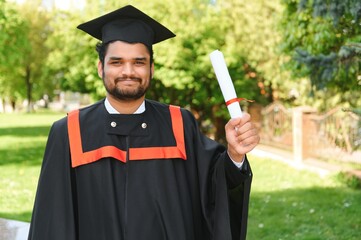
[111,121,117,128]
[141,123,147,129]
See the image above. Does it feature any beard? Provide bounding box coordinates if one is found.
[103,73,151,101]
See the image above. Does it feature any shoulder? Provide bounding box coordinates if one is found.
[144,100,200,139]
[67,99,105,123]
[145,99,170,112]
[48,100,105,132]
[72,99,104,115]
[145,99,196,123]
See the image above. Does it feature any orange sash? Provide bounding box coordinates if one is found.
[67,105,187,168]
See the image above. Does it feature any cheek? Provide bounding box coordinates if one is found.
[103,67,117,79]
[139,68,152,80]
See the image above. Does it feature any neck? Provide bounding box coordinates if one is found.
[106,94,145,114]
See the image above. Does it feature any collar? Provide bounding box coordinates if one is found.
[104,98,145,114]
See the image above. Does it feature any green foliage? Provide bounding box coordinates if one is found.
[140,0,280,138]
[0,0,30,103]
[4,0,280,138]
[6,0,360,138]
[336,171,361,189]
[280,0,361,109]
[1,0,283,138]
[218,0,286,102]
[0,0,54,111]
[44,9,99,96]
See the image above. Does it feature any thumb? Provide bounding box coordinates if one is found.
[225,113,251,130]
[225,117,242,131]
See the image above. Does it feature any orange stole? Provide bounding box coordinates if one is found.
[67,105,187,168]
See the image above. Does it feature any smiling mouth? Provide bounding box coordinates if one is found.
[115,78,142,86]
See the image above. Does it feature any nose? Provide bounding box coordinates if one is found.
[121,62,135,76]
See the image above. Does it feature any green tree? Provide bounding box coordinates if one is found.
[0,0,29,111]
[17,0,53,112]
[44,8,98,98]
[218,0,287,103]
[280,0,361,110]
[1,0,53,112]
[148,0,282,140]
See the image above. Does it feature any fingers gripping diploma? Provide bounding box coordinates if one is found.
[209,50,259,162]
[225,113,260,163]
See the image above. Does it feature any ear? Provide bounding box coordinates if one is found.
[97,61,103,78]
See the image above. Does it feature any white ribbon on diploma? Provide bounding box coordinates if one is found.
[210,50,243,118]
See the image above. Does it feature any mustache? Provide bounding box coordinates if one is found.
[115,77,142,83]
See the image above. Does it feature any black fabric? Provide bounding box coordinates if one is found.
[28,99,252,240]
[227,158,252,240]
[77,5,176,46]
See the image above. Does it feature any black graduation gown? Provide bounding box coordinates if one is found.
[28,99,252,240]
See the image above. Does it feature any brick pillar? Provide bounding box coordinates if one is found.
[292,106,316,163]
[248,103,263,130]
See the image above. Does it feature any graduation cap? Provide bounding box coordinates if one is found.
[77,5,176,47]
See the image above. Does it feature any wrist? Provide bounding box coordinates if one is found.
[227,150,245,163]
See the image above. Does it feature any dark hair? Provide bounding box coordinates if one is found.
[96,41,154,66]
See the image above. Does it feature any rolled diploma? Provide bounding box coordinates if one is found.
[210,50,242,118]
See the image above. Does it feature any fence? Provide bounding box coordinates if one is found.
[259,101,293,151]
[305,107,361,163]
[252,102,361,164]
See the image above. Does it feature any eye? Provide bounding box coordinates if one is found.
[134,60,146,66]
[108,58,123,66]
[110,60,122,65]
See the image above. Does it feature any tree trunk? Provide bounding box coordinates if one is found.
[1,98,5,113]
[212,104,227,144]
[10,97,16,112]
[25,65,33,113]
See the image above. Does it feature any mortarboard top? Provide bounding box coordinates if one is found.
[77,5,176,47]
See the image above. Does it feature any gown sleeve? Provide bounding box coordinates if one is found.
[28,118,78,240]
[181,109,252,240]
[225,155,253,240]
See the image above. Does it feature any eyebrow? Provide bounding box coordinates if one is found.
[108,57,148,61]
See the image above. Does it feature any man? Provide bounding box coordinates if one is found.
[28,5,259,240]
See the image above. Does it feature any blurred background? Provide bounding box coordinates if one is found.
[0,0,360,239]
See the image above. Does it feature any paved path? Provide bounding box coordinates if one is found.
[0,218,29,240]
[251,144,343,176]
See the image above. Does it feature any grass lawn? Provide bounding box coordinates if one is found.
[0,111,66,222]
[0,112,360,239]
[247,155,361,240]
